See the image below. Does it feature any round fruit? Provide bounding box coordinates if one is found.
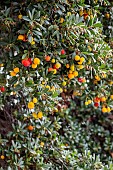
[68,73,74,79]
[61,49,66,55]
[33,58,40,65]
[22,59,31,67]
[13,67,19,73]
[28,125,34,131]
[45,55,51,61]
[17,35,25,41]
[74,55,80,61]
[28,102,34,109]
[33,97,38,103]
[94,102,99,107]
[1,87,5,92]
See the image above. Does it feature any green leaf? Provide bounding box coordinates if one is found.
[93,22,102,28]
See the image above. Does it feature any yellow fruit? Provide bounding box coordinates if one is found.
[28,102,34,109]
[95,75,100,81]
[60,88,63,92]
[18,14,22,19]
[62,81,66,86]
[74,55,80,61]
[88,46,92,51]
[33,97,38,103]
[67,12,71,16]
[60,18,64,23]
[78,61,83,65]
[69,70,72,74]
[107,107,111,112]
[53,69,57,74]
[66,64,70,68]
[110,95,113,100]
[13,67,19,73]
[31,41,35,45]
[10,71,16,76]
[79,9,84,16]
[90,15,93,19]
[68,73,74,79]
[73,71,78,77]
[100,97,106,102]
[51,59,55,63]
[0,155,5,160]
[32,112,38,119]
[33,58,40,65]
[85,101,89,106]
[37,111,43,119]
[80,57,85,63]
[77,65,84,69]
[32,63,37,69]
[0,64,3,67]
[40,142,44,147]
[88,100,92,104]
[70,64,75,71]
[55,63,61,69]
[46,85,50,90]
[105,13,110,19]
[102,107,107,113]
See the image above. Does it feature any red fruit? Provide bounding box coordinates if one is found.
[1,86,5,92]
[78,78,83,83]
[22,59,30,67]
[53,64,58,70]
[28,58,32,65]
[61,49,66,55]
[94,102,99,107]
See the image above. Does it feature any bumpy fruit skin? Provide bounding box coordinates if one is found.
[22,59,31,67]
[61,49,66,55]
[1,86,5,92]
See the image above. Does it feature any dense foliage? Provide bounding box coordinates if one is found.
[0,0,113,169]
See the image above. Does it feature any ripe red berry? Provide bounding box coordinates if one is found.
[28,58,32,65]
[1,86,5,92]
[61,49,66,55]
[94,102,99,107]
[78,78,83,83]
[22,59,31,67]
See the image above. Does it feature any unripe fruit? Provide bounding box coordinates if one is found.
[62,81,66,86]
[74,55,80,61]
[51,59,55,63]
[18,14,22,19]
[33,97,38,103]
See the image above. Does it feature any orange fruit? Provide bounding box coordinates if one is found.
[68,73,74,79]
[45,55,51,61]
[28,125,34,131]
